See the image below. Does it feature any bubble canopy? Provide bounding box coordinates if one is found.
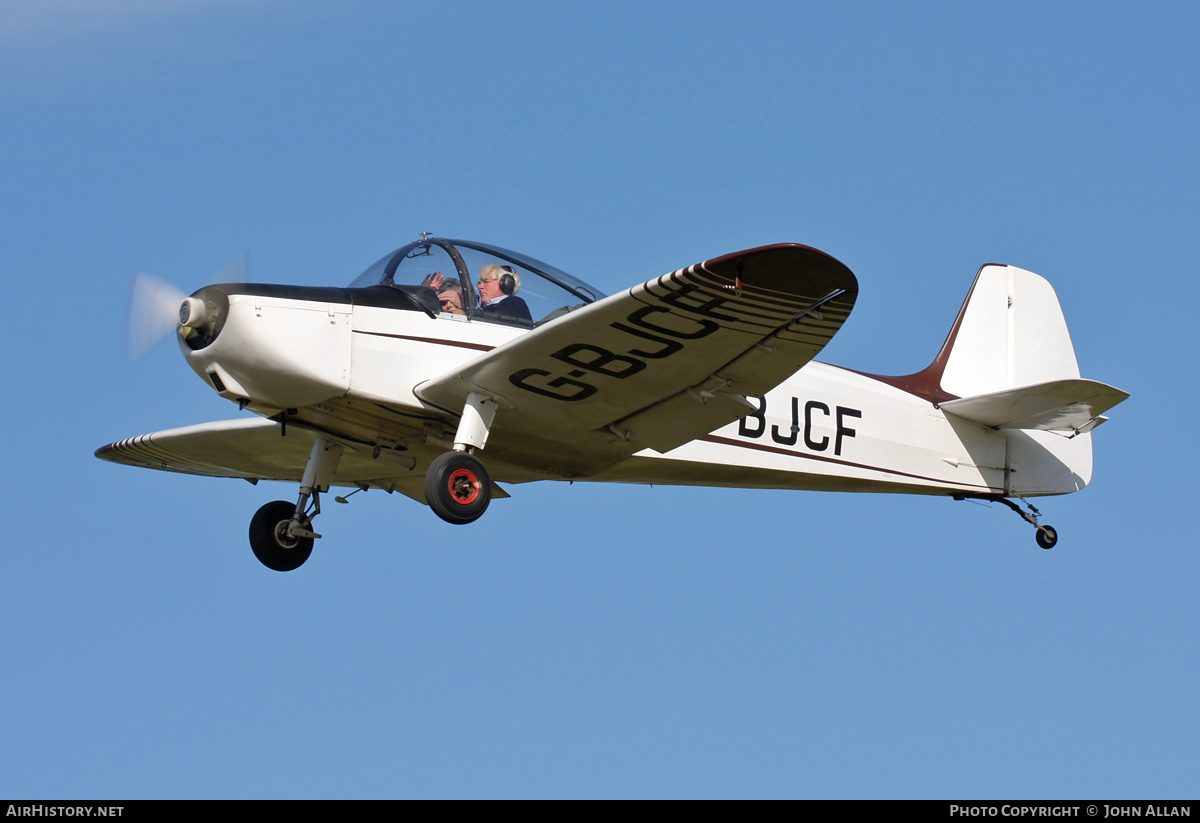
[348,237,606,326]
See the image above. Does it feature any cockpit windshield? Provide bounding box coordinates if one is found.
[348,237,606,326]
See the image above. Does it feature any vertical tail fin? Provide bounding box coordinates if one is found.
[938,264,1081,397]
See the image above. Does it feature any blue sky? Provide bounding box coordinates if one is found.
[1,0,1196,798]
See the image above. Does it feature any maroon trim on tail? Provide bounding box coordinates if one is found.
[844,265,998,405]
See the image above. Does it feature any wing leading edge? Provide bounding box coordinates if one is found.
[416,244,858,477]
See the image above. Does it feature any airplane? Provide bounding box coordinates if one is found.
[96,234,1130,571]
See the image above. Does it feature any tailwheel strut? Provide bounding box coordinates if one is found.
[972,495,1058,550]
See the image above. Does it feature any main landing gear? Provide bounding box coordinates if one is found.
[425,391,498,526]
[962,495,1058,549]
[248,435,343,571]
[247,392,501,568]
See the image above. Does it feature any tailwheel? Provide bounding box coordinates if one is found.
[426,451,492,525]
[971,495,1061,551]
[249,500,314,571]
[1035,525,1058,550]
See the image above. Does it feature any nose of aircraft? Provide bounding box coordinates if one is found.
[179,284,352,410]
[177,285,231,351]
[126,252,250,361]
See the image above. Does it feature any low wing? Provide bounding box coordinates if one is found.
[939,379,1130,432]
[94,417,438,502]
[417,244,857,478]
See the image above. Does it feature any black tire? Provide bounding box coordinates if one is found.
[249,500,313,571]
[1035,525,1058,550]
[425,451,492,525]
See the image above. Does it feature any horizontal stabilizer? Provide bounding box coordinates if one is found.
[939,379,1129,431]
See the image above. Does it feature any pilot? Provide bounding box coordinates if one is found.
[477,264,532,322]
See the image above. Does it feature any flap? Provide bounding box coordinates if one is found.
[939,379,1130,431]
[416,244,857,475]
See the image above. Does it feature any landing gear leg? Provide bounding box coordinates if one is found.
[988,496,1058,550]
[426,392,497,525]
[287,436,344,540]
[248,435,343,570]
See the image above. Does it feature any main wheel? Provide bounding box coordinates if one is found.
[249,500,314,571]
[425,451,492,525]
[1035,525,1058,550]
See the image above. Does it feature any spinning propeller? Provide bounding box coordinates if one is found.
[125,251,249,361]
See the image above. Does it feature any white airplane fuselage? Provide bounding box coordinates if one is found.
[182,288,1091,501]
[100,237,1127,567]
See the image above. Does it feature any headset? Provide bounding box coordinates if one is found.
[498,264,519,295]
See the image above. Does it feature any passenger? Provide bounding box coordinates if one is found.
[476,263,532,322]
[438,278,465,315]
[421,272,465,315]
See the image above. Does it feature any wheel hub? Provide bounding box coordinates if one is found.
[448,469,480,505]
[274,519,301,550]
